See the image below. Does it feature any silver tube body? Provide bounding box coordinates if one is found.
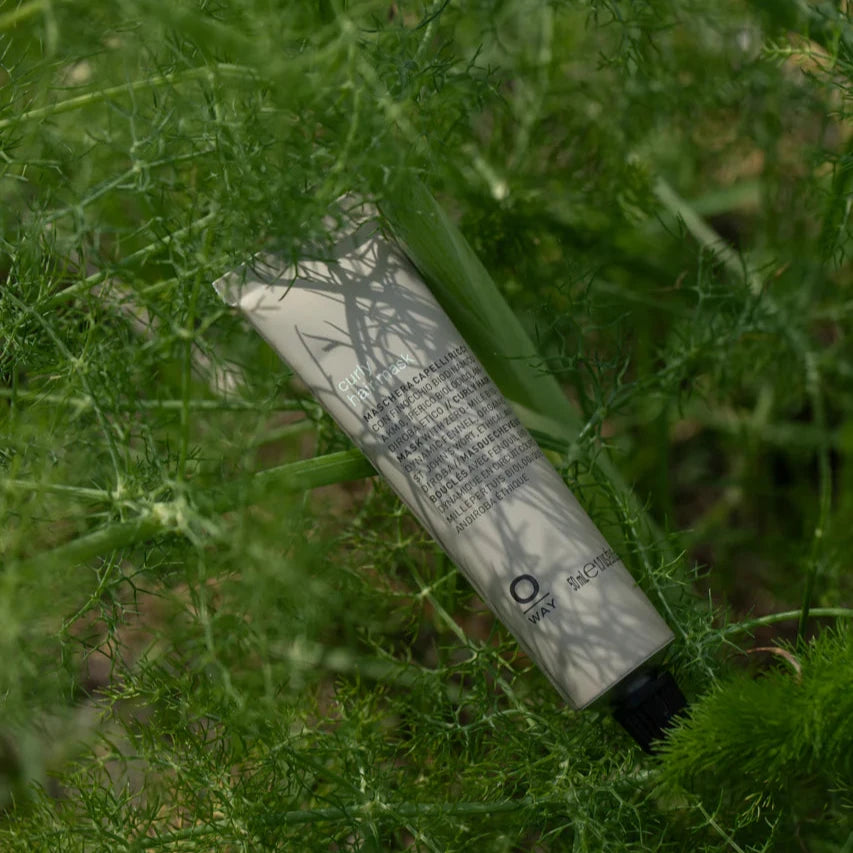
[214,221,673,709]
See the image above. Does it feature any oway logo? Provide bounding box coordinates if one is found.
[509,574,557,624]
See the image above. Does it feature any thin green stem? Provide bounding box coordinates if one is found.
[0,388,316,413]
[248,419,315,447]
[697,802,748,853]
[19,450,375,573]
[654,178,761,294]
[0,0,45,31]
[135,795,559,847]
[41,149,216,226]
[407,560,529,716]
[5,291,123,485]
[0,64,255,131]
[724,608,853,636]
[2,479,112,502]
[798,350,832,647]
[258,795,553,824]
[46,211,218,306]
[21,513,165,575]
[178,272,203,481]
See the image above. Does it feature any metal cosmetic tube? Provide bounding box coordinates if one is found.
[214,217,685,750]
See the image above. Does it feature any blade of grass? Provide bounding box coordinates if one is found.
[382,178,581,427]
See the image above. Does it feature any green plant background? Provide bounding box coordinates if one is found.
[1,1,852,850]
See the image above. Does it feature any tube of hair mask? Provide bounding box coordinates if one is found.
[213,214,686,751]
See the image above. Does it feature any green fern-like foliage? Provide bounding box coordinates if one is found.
[660,629,853,851]
[2,0,853,851]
